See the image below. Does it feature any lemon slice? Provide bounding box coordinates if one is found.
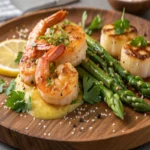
[0,39,27,77]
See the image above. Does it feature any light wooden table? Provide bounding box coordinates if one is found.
[0,0,150,149]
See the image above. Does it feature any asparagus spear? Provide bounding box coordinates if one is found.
[77,67,124,119]
[81,58,150,112]
[86,35,150,98]
[87,50,126,89]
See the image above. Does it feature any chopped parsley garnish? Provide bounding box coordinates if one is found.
[6,91,31,113]
[38,26,69,46]
[83,76,102,104]
[49,62,56,74]
[81,11,102,35]
[114,8,130,35]
[46,77,51,87]
[5,79,16,96]
[0,79,5,93]
[130,36,147,48]
[15,52,23,64]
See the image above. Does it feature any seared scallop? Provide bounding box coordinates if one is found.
[120,41,150,78]
[100,24,137,58]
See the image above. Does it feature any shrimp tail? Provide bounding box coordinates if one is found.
[44,10,68,28]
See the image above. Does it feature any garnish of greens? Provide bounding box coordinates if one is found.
[15,52,23,64]
[114,8,130,35]
[6,91,31,112]
[130,36,147,48]
[39,26,69,46]
[46,77,51,87]
[81,11,102,35]
[5,79,16,96]
[83,76,102,104]
[0,79,5,93]
[77,67,124,119]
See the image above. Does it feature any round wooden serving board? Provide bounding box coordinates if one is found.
[0,7,150,150]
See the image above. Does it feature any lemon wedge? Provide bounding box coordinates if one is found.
[0,39,27,77]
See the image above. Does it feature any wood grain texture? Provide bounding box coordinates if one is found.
[0,7,150,150]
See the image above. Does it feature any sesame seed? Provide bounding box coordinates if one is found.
[25,127,28,130]
[20,114,23,117]
[135,116,139,120]
[112,123,115,126]
[80,127,84,130]
[59,122,62,124]
[33,117,35,120]
[122,130,125,133]
[44,133,47,136]
[95,107,98,110]
[89,127,93,130]
[144,113,147,117]
[69,121,71,124]
[71,131,74,134]
[38,123,41,126]
[24,115,26,118]
[105,109,108,112]
[112,130,116,133]
[91,119,95,122]
[41,120,44,122]
[43,125,46,128]
[48,133,51,136]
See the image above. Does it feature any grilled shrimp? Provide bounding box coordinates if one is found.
[19,10,67,85]
[53,23,87,66]
[35,45,79,105]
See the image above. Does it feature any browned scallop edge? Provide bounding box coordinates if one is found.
[123,42,150,60]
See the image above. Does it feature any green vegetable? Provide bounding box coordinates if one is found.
[6,91,31,112]
[81,58,150,112]
[5,79,16,96]
[86,14,102,35]
[46,78,51,87]
[39,26,69,46]
[114,8,130,35]
[81,11,87,29]
[130,36,147,48]
[87,49,126,89]
[86,34,150,98]
[81,11,102,35]
[15,52,23,64]
[0,79,5,93]
[83,76,102,104]
[77,67,124,119]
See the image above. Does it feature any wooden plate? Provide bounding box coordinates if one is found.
[0,7,150,150]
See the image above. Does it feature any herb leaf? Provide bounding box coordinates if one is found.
[86,14,102,35]
[5,79,16,96]
[83,76,102,104]
[130,36,147,48]
[15,52,23,64]
[46,78,51,87]
[81,11,102,35]
[0,79,5,93]
[81,11,87,29]
[114,8,130,35]
[6,91,31,113]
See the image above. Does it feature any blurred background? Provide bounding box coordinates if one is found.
[0,0,150,150]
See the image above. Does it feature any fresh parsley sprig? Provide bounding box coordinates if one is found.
[5,79,16,96]
[114,8,130,35]
[83,76,102,104]
[0,79,5,93]
[81,11,102,35]
[6,91,31,113]
[130,36,147,48]
[15,52,23,64]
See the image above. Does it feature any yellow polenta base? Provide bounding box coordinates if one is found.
[15,75,83,120]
